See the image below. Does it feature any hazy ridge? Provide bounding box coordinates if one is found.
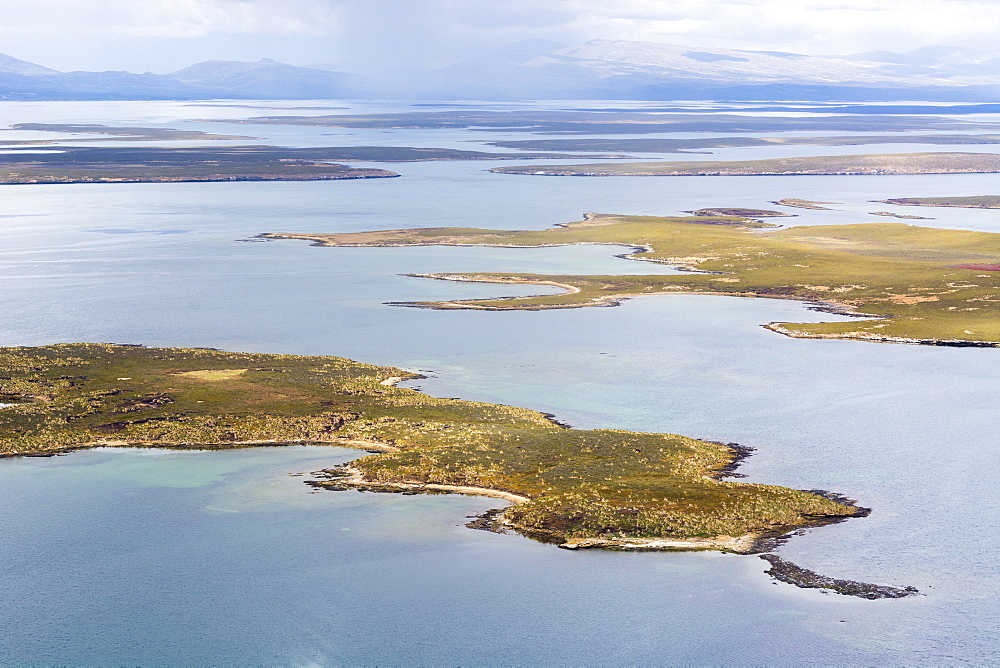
[2,39,1000,101]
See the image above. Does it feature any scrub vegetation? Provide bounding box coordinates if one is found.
[0,343,865,550]
[266,213,1000,346]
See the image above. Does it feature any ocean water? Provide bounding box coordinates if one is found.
[0,101,998,665]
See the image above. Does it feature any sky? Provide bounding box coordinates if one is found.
[1,0,999,73]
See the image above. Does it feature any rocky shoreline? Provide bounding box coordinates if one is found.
[10,438,909,599]
[305,445,869,555]
[759,555,920,599]
[0,422,907,599]
[305,463,531,505]
[301,443,918,599]
[307,462,766,552]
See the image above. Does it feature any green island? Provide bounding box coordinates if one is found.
[0,343,866,553]
[490,152,1000,176]
[878,195,1000,209]
[264,212,1000,346]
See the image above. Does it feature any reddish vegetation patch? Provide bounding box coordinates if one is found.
[953,263,1000,271]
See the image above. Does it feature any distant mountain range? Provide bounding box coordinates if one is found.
[0,55,356,100]
[2,40,999,101]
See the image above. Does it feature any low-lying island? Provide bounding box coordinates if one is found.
[264,212,1000,346]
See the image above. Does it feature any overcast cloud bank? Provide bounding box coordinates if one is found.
[2,0,1000,74]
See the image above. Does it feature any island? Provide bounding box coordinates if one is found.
[0,146,398,184]
[688,207,792,219]
[483,134,1000,153]
[877,195,1000,209]
[0,122,253,145]
[0,343,866,554]
[489,152,1000,176]
[0,145,617,185]
[216,109,998,134]
[870,211,934,220]
[264,212,1000,346]
[771,198,839,210]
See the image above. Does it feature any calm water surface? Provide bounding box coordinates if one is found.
[0,101,997,665]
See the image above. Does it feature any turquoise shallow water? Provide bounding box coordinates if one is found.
[0,101,998,665]
[0,447,890,665]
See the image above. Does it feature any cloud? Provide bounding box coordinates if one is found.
[0,0,347,70]
[323,0,1000,64]
[0,0,340,39]
[1,0,1000,72]
[125,1,338,39]
[562,0,1000,54]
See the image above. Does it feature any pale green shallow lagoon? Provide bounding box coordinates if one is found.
[0,101,998,664]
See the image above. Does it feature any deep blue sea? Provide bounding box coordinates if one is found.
[0,100,997,665]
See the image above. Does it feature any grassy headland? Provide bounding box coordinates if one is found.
[490,152,1000,176]
[0,343,864,551]
[265,213,1000,346]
